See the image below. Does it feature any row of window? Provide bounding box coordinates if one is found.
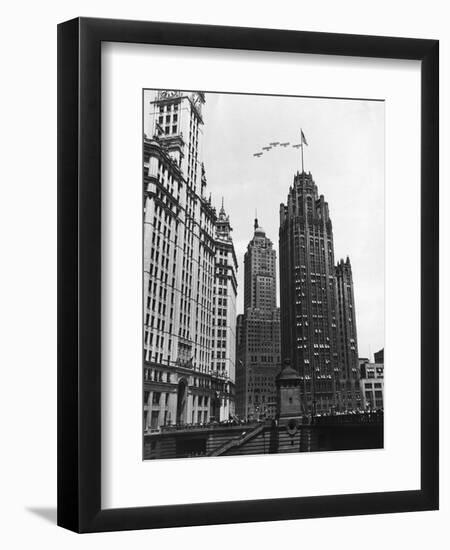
[158,102,179,113]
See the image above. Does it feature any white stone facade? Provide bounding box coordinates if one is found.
[143,91,237,431]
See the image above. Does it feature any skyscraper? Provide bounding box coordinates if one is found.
[335,257,361,410]
[236,219,281,420]
[143,90,237,431]
[244,218,277,313]
[279,170,340,414]
[211,200,238,420]
[374,348,384,364]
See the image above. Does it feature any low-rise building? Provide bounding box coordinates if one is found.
[359,360,384,411]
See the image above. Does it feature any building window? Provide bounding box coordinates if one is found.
[151,411,159,429]
[152,392,161,405]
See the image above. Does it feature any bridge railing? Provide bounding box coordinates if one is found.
[144,412,383,436]
[154,420,262,434]
[313,411,384,426]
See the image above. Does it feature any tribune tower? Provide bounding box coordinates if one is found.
[279,171,339,414]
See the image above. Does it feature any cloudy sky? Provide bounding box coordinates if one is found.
[147,90,385,360]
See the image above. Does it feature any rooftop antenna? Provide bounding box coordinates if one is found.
[254,208,258,230]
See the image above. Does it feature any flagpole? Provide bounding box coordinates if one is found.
[301,128,304,173]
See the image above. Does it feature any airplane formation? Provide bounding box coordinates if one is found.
[253,140,303,158]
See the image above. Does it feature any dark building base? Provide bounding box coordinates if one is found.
[144,413,383,459]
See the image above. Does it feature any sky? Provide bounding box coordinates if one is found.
[146,90,385,361]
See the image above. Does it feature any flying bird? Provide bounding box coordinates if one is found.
[253,152,263,157]
[280,142,290,147]
[262,146,272,151]
[269,142,279,146]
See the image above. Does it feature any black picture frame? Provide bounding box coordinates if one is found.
[57,17,439,533]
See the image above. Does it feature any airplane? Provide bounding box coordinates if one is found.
[292,143,302,149]
[262,146,272,151]
[280,142,290,147]
[269,142,279,146]
[253,152,263,157]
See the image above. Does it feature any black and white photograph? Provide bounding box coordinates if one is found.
[143,89,384,460]
[0,1,442,543]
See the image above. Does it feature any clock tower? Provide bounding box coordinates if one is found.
[144,89,238,431]
[149,90,205,196]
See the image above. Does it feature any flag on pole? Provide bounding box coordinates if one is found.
[301,129,308,146]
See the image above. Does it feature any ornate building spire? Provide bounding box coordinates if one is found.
[216,197,232,240]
